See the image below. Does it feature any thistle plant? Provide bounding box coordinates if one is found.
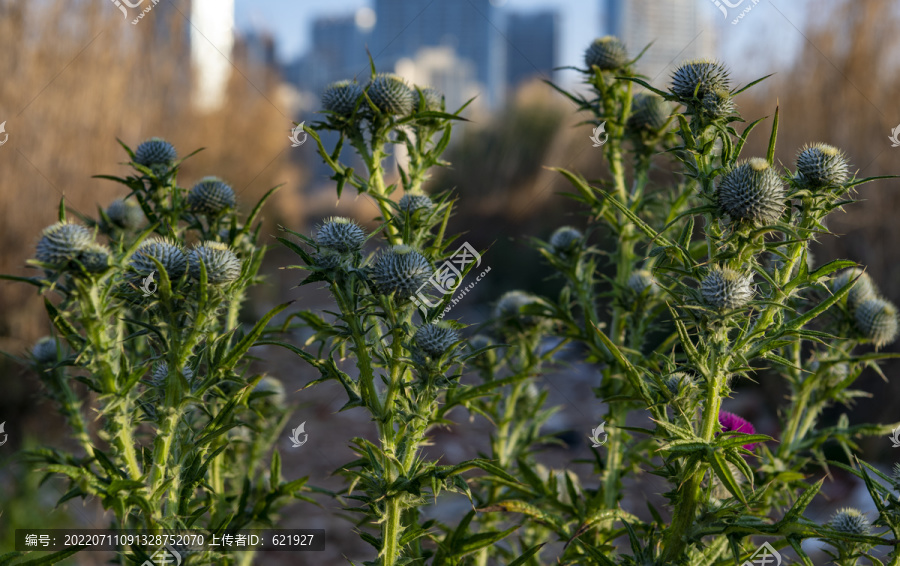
[1,140,305,565]
[268,59,559,566]
[471,37,900,565]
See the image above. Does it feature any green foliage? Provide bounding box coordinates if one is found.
[1,144,302,565]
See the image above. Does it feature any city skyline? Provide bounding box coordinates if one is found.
[234,0,810,86]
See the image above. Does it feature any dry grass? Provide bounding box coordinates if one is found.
[0,0,302,347]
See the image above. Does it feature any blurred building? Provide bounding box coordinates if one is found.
[394,46,481,114]
[505,11,557,88]
[283,10,374,103]
[371,0,503,106]
[604,0,715,80]
[191,0,236,112]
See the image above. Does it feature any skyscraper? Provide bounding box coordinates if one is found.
[506,11,557,88]
[604,0,715,82]
[191,0,235,112]
[371,0,500,104]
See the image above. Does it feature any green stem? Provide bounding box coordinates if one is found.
[49,369,96,459]
[382,497,403,566]
[333,281,383,423]
[781,380,813,457]
[602,401,625,510]
[661,371,724,562]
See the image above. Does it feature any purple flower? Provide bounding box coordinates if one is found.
[718,410,758,451]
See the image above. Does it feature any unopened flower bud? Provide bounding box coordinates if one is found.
[35,222,93,266]
[832,268,877,308]
[398,194,434,215]
[415,322,459,357]
[494,290,542,325]
[32,336,62,365]
[854,298,899,348]
[701,266,754,310]
[322,80,365,116]
[370,245,433,298]
[188,177,236,215]
[628,270,656,294]
[627,93,671,133]
[549,226,582,255]
[188,241,242,285]
[796,143,849,188]
[134,138,177,170]
[584,36,628,71]
[316,217,366,253]
[671,59,730,100]
[130,237,187,281]
[717,158,786,225]
[829,508,870,535]
[366,73,415,116]
[106,199,144,230]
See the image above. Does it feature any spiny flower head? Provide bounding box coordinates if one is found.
[35,222,93,265]
[149,361,194,386]
[399,193,434,215]
[130,237,187,281]
[32,336,62,365]
[494,290,542,325]
[76,243,111,273]
[664,372,695,396]
[701,266,754,310]
[701,88,735,118]
[134,138,177,169]
[253,376,286,406]
[322,80,365,116]
[796,142,850,188]
[366,73,415,116]
[627,270,656,294]
[854,297,899,348]
[584,36,628,71]
[106,199,144,230]
[549,226,582,255]
[671,59,730,100]
[414,322,459,357]
[314,249,347,270]
[832,268,877,308]
[468,334,494,352]
[892,462,900,489]
[370,245,433,298]
[718,410,758,451]
[315,216,366,253]
[188,177,236,215]
[627,93,671,133]
[717,158,786,224]
[188,241,242,285]
[414,87,445,112]
[829,508,870,535]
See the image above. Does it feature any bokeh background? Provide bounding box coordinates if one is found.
[0,0,898,564]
